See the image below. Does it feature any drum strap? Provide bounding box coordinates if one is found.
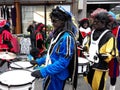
[90,29,110,54]
[43,76,51,90]
[45,31,62,66]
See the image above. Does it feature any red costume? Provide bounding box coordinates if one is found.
[108,26,120,78]
[0,20,12,52]
[0,20,14,67]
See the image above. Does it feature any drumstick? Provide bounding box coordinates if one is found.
[77,47,83,50]
[8,60,33,72]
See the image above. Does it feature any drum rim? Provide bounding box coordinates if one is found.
[10,65,33,69]
[0,70,35,87]
[0,79,35,87]
[78,63,89,65]
[10,61,33,69]
[78,57,89,65]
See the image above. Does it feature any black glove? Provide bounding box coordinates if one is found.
[96,53,108,60]
[31,70,43,78]
[30,60,37,66]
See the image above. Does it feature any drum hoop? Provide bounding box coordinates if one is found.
[10,65,33,69]
[78,57,89,65]
[0,78,35,87]
[0,70,35,88]
[10,61,33,69]
[78,62,89,66]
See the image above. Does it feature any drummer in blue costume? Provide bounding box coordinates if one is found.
[30,6,78,90]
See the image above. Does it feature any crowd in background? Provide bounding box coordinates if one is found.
[0,6,120,90]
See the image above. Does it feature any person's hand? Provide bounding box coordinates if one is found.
[96,53,108,60]
[27,54,34,61]
[31,70,43,78]
[30,60,37,66]
[80,46,87,52]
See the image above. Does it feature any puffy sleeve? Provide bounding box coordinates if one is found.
[40,33,75,78]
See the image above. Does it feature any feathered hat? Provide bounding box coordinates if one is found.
[90,8,107,18]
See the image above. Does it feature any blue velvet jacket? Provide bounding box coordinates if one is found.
[36,31,75,80]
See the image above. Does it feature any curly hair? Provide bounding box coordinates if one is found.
[94,12,113,29]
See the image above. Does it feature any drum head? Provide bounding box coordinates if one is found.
[0,70,35,86]
[10,61,33,69]
[78,57,89,65]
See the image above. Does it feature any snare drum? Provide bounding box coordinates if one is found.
[0,70,35,90]
[10,61,33,70]
[78,57,89,74]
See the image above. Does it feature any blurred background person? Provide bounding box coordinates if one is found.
[108,11,120,90]
[78,18,91,46]
[77,18,91,57]
[27,23,46,65]
[27,21,37,49]
[0,19,15,69]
